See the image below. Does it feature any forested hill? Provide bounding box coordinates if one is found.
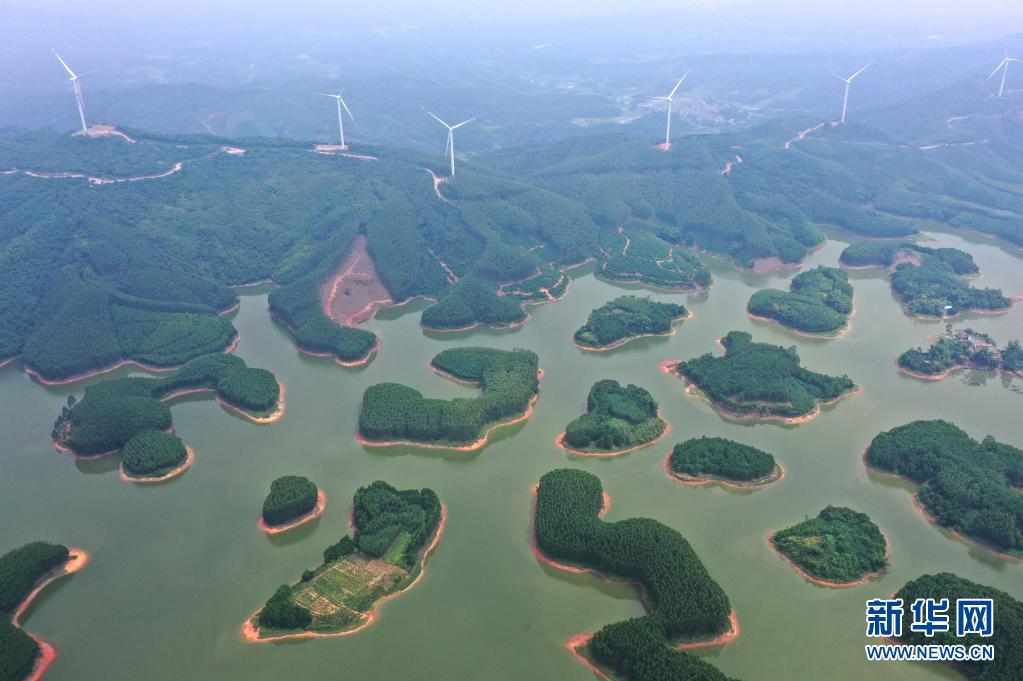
[483,112,1023,263]
[0,130,599,377]
[3,108,1023,378]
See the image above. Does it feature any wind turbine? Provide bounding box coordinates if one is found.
[316,91,356,148]
[651,69,690,148]
[835,62,872,124]
[425,109,476,177]
[987,46,1019,98]
[53,50,96,134]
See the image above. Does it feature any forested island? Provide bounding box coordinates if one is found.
[119,430,193,482]
[839,242,1012,317]
[0,542,87,681]
[420,275,528,331]
[768,507,888,586]
[260,476,325,532]
[894,573,1021,681]
[51,353,282,458]
[245,481,443,640]
[573,295,688,350]
[668,331,857,422]
[358,347,540,449]
[533,469,739,681]
[667,437,782,488]
[898,327,1023,379]
[747,266,853,334]
[557,380,667,455]
[865,420,1023,558]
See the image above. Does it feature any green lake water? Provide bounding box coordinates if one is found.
[1,230,1021,681]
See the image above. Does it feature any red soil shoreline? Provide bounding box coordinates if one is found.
[861,450,1023,563]
[271,310,381,368]
[241,503,448,642]
[257,490,328,535]
[13,549,89,681]
[574,312,691,352]
[895,358,1022,382]
[119,445,195,484]
[555,415,671,458]
[766,530,886,588]
[420,312,532,334]
[664,451,785,490]
[160,378,286,425]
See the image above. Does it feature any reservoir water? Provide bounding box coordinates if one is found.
[1,230,1020,681]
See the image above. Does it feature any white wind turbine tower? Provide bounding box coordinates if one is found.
[987,45,1019,98]
[425,110,476,177]
[836,62,873,124]
[316,91,356,148]
[651,69,690,149]
[53,50,96,134]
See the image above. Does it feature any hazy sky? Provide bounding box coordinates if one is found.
[10,0,1023,27]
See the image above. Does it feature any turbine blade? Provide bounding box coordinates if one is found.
[52,50,77,78]
[444,132,452,159]
[315,93,336,98]
[451,117,477,129]
[832,74,850,83]
[986,60,1007,81]
[847,62,873,81]
[667,69,690,98]
[424,108,450,128]
[339,97,356,125]
[76,70,98,78]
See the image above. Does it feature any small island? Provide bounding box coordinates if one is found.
[557,380,668,456]
[667,331,858,423]
[898,327,1023,379]
[747,266,853,335]
[840,241,1012,317]
[768,506,888,587]
[119,430,194,483]
[573,295,689,350]
[259,476,326,533]
[895,573,1021,681]
[667,437,782,488]
[865,420,1023,560]
[358,347,540,450]
[51,353,283,459]
[533,469,737,681]
[1,541,88,681]
[244,481,443,640]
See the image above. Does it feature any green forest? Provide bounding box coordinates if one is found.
[261,476,319,527]
[52,353,280,456]
[534,469,738,681]
[573,295,688,349]
[894,573,1021,681]
[747,266,852,333]
[674,331,857,419]
[561,379,666,452]
[256,481,441,635]
[898,328,1023,376]
[4,118,1023,380]
[120,430,188,478]
[865,420,1023,553]
[669,437,777,482]
[839,242,1010,317]
[359,347,539,446]
[0,542,70,681]
[770,506,887,584]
